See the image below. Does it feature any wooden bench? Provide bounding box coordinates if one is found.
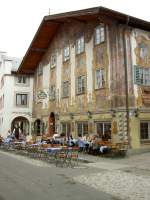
[110,142,128,157]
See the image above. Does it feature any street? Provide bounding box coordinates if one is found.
[1,150,150,200]
[0,151,114,200]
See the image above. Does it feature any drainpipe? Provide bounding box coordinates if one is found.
[122,16,131,148]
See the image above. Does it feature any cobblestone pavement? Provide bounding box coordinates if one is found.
[0,151,115,200]
[1,150,150,200]
[74,152,150,200]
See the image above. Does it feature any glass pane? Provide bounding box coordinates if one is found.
[104,123,111,140]
[97,123,103,138]
[22,94,27,105]
[83,123,88,135]
[140,122,148,139]
[77,123,82,137]
[17,77,22,83]
[22,77,26,84]
[16,94,21,105]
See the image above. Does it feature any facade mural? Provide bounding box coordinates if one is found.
[18,7,150,150]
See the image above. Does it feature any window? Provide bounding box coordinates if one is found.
[63,46,70,62]
[16,94,28,106]
[77,122,88,137]
[77,76,85,94]
[95,68,105,89]
[1,77,4,88]
[94,24,105,45]
[50,53,56,68]
[16,76,28,85]
[140,122,150,140]
[49,85,56,100]
[62,81,69,97]
[134,65,150,86]
[2,94,4,108]
[96,122,111,140]
[76,36,84,55]
[0,97,2,110]
[38,63,43,75]
[61,123,71,137]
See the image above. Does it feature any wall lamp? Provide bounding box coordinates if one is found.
[70,113,74,120]
[87,111,92,119]
[55,113,59,120]
[129,109,139,117]
[111,109,116,117]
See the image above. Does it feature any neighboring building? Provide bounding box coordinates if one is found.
[18,7,150,150]
[0,51,33,138]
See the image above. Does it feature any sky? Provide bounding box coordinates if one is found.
[0,0,150,58]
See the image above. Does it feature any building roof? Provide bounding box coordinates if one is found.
[18,6,150,74]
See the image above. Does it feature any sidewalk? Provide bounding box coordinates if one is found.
[75,152,150,200]
[78,151,150,170]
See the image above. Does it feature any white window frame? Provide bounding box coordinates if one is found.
[38,63,43,75]
[140,121,150,140]
[49,85,56,100]
[61,122,71,137]
[134,65,150,86]
[77,122,88,137]
[96,121,111,140]
[15,75,29,86]
[62,81,69,98]
[95,68,105,89]
[94,24,105,45]
[77,75,85,94]
[63,46,70,62]
[16,93,28,107]
[50,53,56,69]
[1,76,4,88]
[76,36,84,55]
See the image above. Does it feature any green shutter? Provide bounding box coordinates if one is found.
[134,65,141,85]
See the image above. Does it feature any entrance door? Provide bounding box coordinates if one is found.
[34,119,41,136]
[48,112,55,137]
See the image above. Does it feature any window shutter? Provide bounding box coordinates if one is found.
[82,76,85,92]
[134,65,141,85]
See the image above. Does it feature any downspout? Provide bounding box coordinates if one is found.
[122,16,131,148]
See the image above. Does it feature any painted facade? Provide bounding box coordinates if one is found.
[0,52,33,138]
[19,7,150,149]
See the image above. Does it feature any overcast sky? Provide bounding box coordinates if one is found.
[0,0,150,58]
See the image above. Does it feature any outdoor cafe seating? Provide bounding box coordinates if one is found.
[0,133,128,169]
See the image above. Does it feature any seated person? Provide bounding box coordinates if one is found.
[99,145,110,154]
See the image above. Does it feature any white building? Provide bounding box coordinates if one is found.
[0,51,33,138]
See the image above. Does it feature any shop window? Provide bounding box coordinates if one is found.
[77,122,88,137]
[140,122,150,140]
[96,122,111,140]
[61,123,71,137]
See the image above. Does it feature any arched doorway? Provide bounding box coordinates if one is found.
[34,119,42,136]
[11,116,29,139]
[48,112,55,137]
